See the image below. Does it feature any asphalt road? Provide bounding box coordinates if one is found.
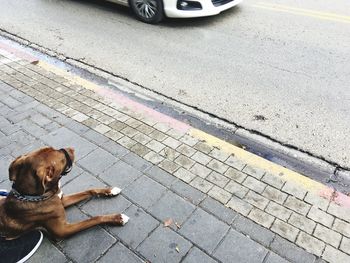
[0,0,349,168]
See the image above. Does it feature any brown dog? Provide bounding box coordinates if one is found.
[0,147,128,239]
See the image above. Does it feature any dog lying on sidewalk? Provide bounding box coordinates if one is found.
[0,147,128,239]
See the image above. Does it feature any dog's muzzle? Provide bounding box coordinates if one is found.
[59,148,73,176]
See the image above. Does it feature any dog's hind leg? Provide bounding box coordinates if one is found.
[62,187,121,207]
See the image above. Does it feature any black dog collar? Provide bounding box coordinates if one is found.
[9,188,53,202]
[59,148,72,176]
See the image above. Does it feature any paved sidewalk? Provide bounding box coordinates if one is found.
[0,43,350,263]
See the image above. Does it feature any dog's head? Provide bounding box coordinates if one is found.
[8,147,75,195]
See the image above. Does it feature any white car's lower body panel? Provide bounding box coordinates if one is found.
[163,0,242,18]
[107,0,242,18]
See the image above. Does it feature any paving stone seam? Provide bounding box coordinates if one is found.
[210,226,232,259]
[111,220,161,262]
[178,245,196,263]
[51,241,75,263]
[199,199,239,225]
[92,241,141,263]
[179,246,202,263]
[88,217,147,263]
[261,251,272,263]
[89,235,118,263]
[296,230,324,256]
[267,235,306,263]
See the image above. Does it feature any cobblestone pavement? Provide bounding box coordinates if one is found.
[0,44,350,263]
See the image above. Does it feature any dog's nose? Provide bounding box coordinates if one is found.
[65,147,75,163]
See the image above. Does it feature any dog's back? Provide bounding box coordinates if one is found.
[1,196,44,237]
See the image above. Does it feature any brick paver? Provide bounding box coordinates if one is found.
[213,230,268,263]
[0,48,349,263]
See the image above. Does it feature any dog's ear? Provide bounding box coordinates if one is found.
[9,156,41,195]
[9,156,23,182]
[40,165,55,193]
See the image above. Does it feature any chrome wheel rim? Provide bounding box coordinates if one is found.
[134,0,158,19]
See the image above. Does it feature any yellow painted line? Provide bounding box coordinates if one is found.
[37,61,99,91]
[253,3,350,23]
[38,60,327,194]
[258,2,350,20]
[190,128,326,193]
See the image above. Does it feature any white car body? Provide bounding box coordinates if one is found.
[107,0,242,18]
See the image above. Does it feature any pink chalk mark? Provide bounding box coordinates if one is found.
[319,187,350,208]
[0,41,189,132]
[96,87,190,133]
[0,41,38,63]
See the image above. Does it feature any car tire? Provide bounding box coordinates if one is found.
[129,0,164,24]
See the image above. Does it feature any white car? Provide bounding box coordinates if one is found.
[107,0,242,23]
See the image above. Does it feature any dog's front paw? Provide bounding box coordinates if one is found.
[103,187,121,197]
[109,214,129,225]
[121,214,129,225]
[110,187,121,196]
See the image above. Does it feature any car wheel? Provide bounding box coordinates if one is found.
[129,0,164,24]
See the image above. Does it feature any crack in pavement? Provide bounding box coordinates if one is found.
[256,60,313,79]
